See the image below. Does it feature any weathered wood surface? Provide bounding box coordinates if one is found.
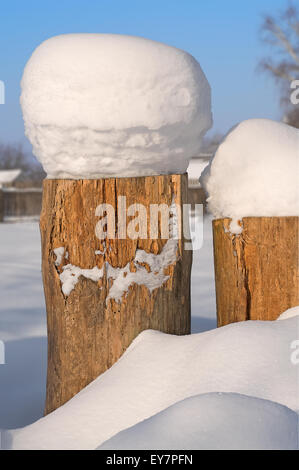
[188,187,207,212]
[213,217,299,326]
[40,174,192,414]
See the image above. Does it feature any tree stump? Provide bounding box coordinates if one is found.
[213,217,299,327]
[40,174,192,414]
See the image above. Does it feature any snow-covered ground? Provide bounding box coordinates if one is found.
[98,393,298,451]
[0,217,216,431]
[4,313,298,450]
[0,222,47,429]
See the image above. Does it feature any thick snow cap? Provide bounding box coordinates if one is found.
[21,34,212,179]
[201,119,299,232]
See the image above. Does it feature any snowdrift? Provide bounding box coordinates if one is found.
[4,314,298,450]
[98,393,298,450]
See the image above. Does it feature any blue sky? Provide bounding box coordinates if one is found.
[0,0,285,150]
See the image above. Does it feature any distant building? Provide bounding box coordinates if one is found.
[0,169,42,220]
[187,154,212,188]
[186,154,212,209]
[0,169,21,188]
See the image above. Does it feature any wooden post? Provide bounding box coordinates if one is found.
[213,217,299,327]
[40,174,192,414]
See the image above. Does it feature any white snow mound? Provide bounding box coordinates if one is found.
[21,34,212,179]
[201,119,299,231]
[277,305,299,321]
[4,315,298,450]
[98,393,298,450]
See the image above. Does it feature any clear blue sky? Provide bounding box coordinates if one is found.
[0,0,285,151]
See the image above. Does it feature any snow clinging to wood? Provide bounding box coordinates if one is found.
[54,197,179,300]
[54,239,178,301]
[20,33,212,179]
[53,247,67,266]
[59,265,104,296]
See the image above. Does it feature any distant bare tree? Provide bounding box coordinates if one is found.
[0,143,45,185]
[259,2,299,128]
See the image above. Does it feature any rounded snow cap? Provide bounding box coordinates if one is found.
[21,33,212,179]
[201,119,299,233]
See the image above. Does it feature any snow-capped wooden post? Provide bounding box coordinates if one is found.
[202,119,299,328]
[21,34,212,414]
[213,217,299,326]
[40,174,192,413]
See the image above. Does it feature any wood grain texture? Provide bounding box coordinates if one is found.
[40,174,192,414]
[213,217,299,327]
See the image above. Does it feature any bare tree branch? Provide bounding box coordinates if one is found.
[260,59,296,82]
[284,5,299,37]
[271,22,299,65]
[0,143,45,183]
[259,2,299,127]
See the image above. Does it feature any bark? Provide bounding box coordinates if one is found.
[213,217,299,326]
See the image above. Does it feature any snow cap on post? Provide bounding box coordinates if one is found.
[20,34,212,179]
[201,119,299,233]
